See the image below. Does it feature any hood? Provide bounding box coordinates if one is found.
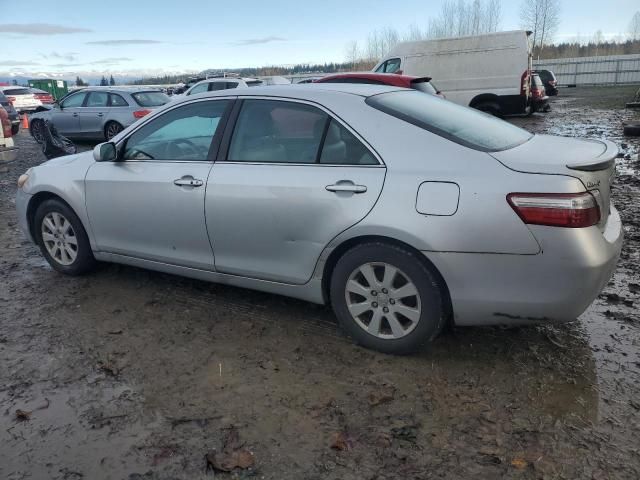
[41,150,92,167]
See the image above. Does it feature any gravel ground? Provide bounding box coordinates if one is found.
[1,86,639,480]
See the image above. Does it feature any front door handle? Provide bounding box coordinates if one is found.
[326,182,367,194]
[174,176,203,187]
[72,113,78,117]
[97,113,104,117]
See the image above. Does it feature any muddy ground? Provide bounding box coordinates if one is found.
[1,86,639,480]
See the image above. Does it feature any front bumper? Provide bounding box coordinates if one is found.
[427,206,623,326]
[16,188,34,243]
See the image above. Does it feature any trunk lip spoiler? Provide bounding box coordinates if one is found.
[566,140,618,172]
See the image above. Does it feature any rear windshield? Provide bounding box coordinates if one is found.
[3,88,30,95]
[412,80,437,95]
[366,90,533,152]
[132,91,169,107]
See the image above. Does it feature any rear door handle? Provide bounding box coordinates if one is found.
[97,113,104,117]
[174,176,203,187]
[72,113,78,117]
[326,183,367,194]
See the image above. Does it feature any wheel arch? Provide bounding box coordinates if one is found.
[103,120,123,140]
[27,192,86,244]
[469,93,500,109]
[321,235,453,322]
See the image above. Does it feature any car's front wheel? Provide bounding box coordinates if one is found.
[34,199,96,275]
[330,242,447,354]
[30,119,45,144]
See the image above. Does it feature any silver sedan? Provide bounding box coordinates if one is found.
[15,84,623,354]
[29,87,170,142]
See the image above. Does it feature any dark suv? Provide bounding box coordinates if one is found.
[537,69,558,96]
[0,91,20,135]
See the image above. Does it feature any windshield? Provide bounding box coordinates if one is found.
[366,90,533,152]
[132,91,170,107]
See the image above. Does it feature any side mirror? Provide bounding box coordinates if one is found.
[93,142,117,162]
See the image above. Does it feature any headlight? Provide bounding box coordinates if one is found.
[17,168,32,189]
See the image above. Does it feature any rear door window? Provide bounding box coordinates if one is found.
[228,100,327,163]
[86,91,109,107]
[366,90,532,152]
[110,93,129,106]
[209,82,227,91]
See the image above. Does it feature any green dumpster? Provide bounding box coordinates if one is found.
[27,79,69,100]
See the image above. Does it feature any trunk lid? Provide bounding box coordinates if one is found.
[491,134,617,230]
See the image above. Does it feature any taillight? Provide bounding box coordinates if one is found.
[0,108,12,137]
[7,96,16,103]
[133,109,151,119]
[507,192,600,228]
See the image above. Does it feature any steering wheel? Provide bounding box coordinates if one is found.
[166,138,201,159]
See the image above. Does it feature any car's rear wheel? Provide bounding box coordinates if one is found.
[330,242,447,354]
[31,119,45,144]
[34,199,96,275]
[104,121,123,140]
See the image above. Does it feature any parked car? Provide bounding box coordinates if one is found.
[373,30,536,115]
[295,77,322,84]
[0,86,42,113]
[0,105,18,168]
[314,72,445,98]
[15,84,622,354]
[180,77,263,97]
[30,88,55,104]
[29,87,170,142]
[531,73,550,112]
[259,76,291,85]
[0,90,21,135]
[537,69,559,96]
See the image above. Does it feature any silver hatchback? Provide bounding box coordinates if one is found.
[15,84,623,354]
[29,87,170,142]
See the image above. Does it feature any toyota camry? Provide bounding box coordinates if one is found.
[16,84,623,354]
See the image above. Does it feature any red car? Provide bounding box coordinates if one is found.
[314,72,445,98]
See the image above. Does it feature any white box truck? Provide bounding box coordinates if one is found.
[373,30,535,116]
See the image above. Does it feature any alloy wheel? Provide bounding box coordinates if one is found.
[344,262,422,340]
[41,212,78,266]
[106,123,122,140]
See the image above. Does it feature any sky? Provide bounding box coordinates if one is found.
[0,0,638,79]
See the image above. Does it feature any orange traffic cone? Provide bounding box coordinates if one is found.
[21,114,29,129]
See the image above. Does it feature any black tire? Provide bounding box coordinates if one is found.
[11,124,19,136]
[474,102,502,118]
[104,121,123,140]
[330,242,447,354]
[30,119,45,144]
[623,124,640,137]
[34,199,96,275]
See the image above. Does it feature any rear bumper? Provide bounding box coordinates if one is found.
[427,206,623,326]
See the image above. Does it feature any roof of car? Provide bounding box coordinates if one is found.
[315,72,431,88]
[177,83,405,102]
[73,86,163,93]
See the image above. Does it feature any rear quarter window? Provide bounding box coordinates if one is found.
[366,90,533,152]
